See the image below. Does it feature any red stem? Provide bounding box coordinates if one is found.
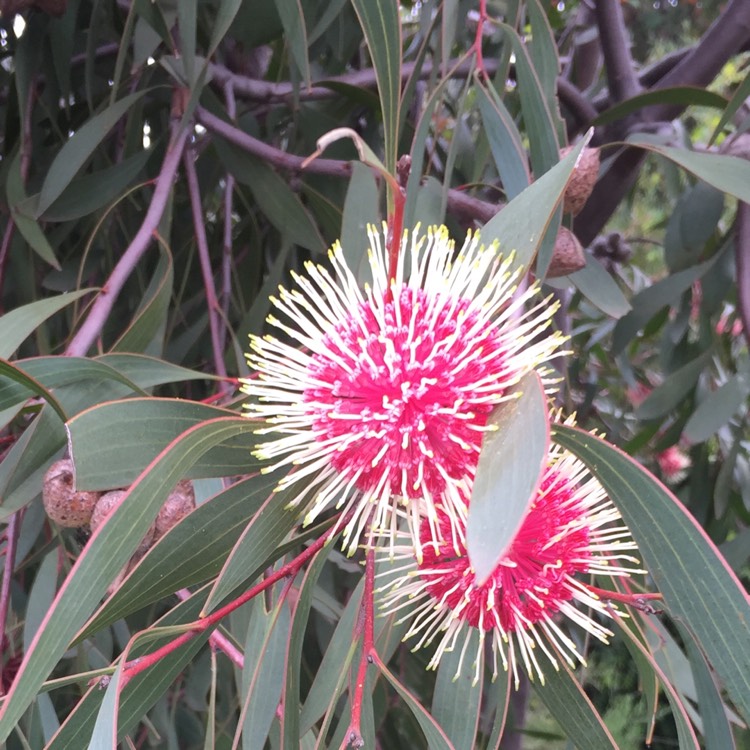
[386,190,406,287]
[120,517,343,687]
[343,547,376,748]
[175,589,244,668]
[183,146,229,383]
[474,0,488,80]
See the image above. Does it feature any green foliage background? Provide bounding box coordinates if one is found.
[0,0,748,748]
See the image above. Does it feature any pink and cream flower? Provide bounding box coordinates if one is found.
[378,441,643,687]
[243,224,564,554]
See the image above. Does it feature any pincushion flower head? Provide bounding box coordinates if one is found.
[242,223,565,555]
[378,436,643,688]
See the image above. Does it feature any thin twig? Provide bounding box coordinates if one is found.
[119,514,348,688]
[196,108,500,226]
[175,589,244,668]
[0,511,24,697]
[183,146,228,382]
[65,113,190,357]
[220,83,237,358]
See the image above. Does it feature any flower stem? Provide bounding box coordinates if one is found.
[120,519,341,687]
[344,546,376,748]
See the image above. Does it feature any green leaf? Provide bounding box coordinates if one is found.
[111,244,173,354]
[683,626,737,750]
[553,425,750,726]
[351,0,401,174]
[569,254,631,318]
[612,257,715,354]
[37,90,150,215]
[0,358,67,422]
[710,72,750,145]
[484,671,511,750]
[664,182,724,272]
[533,659,618,750]
[41,150,151,222]
[629,138,750,204]
[240,594,291,749]
[23,552,58,654]
[432,628,483,748]
[595,87,728,126]
[0,290,93,359]
[67,398,259,490]
[47,588,214,748]
[177,1,196,84]
[87,664,121,749]
[214,140,325,253]
[476,81,531,200]
[282,547,329,750]
[497,25,561,180]
[0,417,257,742]
[635,349,714,420]
[273,0,311,87]
[340,162,381,283]
[467,373,549,584]
[480,134,591,272]
[300,582,362,732]
[202,475,310,613]
[208,0,243,56]
[683,373,750,443]
[6,152,60,269]
[379,659,455,750]
[614,616,700,749]
[75,473,281,642]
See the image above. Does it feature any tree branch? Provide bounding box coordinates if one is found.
[595,0,641,103]
[65,117,190,357]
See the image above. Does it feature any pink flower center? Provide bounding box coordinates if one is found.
[418,471,593,632]
[303,288,509,501]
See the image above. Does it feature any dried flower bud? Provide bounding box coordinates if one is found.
[561,146,600,216]
[42,459,101,528]
[546,227,586,278]
[154,480,196,540]
[91,490,155,557]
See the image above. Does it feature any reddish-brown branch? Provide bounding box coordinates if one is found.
[196,108,501,227]
[175,589,244,668]
[0,511,24,696]
[183,146,228,382]
[66,109,190,357]
[120,515,346,688]
[595,0,642,104]
[344,546,376,749]
[473,0,489,81]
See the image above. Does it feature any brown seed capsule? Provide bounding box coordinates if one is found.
[561,146,600,216]
[91,490,155,557]
[546,227,586,278]
[42,459,101,528]
[154,480,196,541]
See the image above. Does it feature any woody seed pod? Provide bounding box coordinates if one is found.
[91,490,155,557]
[561,146,600,216]
[546,227,586,278]
[154,480,196,541]
[42,459,101,527]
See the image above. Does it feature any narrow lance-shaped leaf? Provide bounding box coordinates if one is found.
[0,416,257,742]
[467,372,549,584]
[553,424,750,727]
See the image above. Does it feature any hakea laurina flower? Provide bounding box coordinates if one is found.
[242,224,565,555]
[378,436,644,688]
